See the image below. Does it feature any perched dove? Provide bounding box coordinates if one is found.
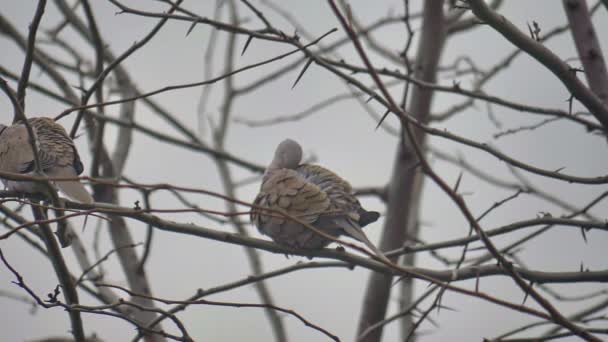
[0,117,93,203]
[251,139,386,259]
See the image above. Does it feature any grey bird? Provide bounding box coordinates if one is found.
[0,117,93,203]
[251,139,387,260]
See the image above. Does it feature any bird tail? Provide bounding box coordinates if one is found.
[337,218,391,264]
[358,209,380,227]
[48,167,94,204]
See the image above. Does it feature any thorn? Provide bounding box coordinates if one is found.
[186,18,202,37]
[453,172,463,192]
[82,214,89,233]
[522,280,533,304]
[392,275,406,287]
[567,94,574,115]
[375,109,391,130]
[533,21,541,40]
[526,21,541,41]
[291,58,314,89]
[424,314,440,328]
[436,304,457,312]
[527,22,534,40]
[436,290,445,314]
[241,35,254,56]
[71,84,87,94]
[580,227,588,243]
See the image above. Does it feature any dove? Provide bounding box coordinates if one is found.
[251,139,387,261]
[0,117,93,203]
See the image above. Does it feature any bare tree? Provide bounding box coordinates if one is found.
[1,1,607,341]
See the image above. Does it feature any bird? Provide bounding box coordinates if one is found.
[0,117,94,204]
[251,139,388,261]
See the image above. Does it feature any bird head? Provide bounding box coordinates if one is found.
[269,138,303,170]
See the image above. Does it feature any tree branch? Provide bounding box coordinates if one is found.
[562,0,608,104]
[467,0,608,131]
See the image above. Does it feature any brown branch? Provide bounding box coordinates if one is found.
[357,285,439,341]
[542,297,608,338]
[327,0,601,340]
[31,206,86,341]
[79,0,106,181]
[209,2,287,339]
[562,0,608,104]
[107,0,286,43]
[0,207,95,241]
[134,261,352,339]
[3,188,607,338]
[104,283,339,342]
[54,28,337,122]
[15,0,47,118]
[49,4,169,338]
[70,0,183,138]
[467,0,608,131]
[76,243,141,285]
[320,56,602,131]
[57,198,608,330]
[0,77,73,246]
[340,1,447,340]
[385,215,608,258]
[0,11,80,102]
[285,49,608,185]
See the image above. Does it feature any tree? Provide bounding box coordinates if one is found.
[1,1,607,341]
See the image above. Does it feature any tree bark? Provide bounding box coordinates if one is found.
[563,0,608,104]
[357,1,447,341]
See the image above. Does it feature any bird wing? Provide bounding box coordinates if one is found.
[296,164,353,193]
[0,118,80,174]
[297,164,388,261]
[0,118,92,203]
[30,117,83,173]
[31,118,91,203]
[0,123,37,174]
[252,168,331,227]
[252,164,385,256]
[296,164,361,221]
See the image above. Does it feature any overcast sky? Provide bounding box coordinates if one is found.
[1,1,607,341]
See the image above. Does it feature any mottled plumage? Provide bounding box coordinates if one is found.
[251,139,385,259]
[0,117,93,203]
